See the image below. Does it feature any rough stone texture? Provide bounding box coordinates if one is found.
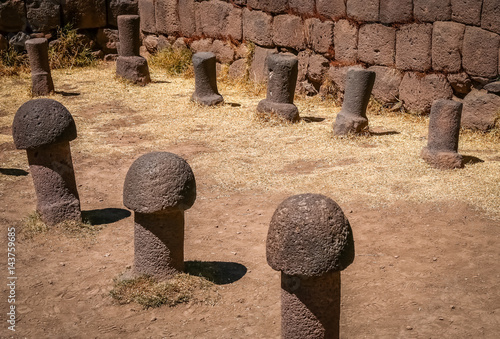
[138,0,156,33]
[461,89,500,131]
[346,0,379,22]
[414,0,452,22]
[447,72,472,95]
[257,54,300,122]
[379,0,412,24]
[432,21,465,73]
[190,38,213,54]
[178,0,196,36]
[107,0,138,27]
[142,35,158,53]
[97,28,119,55]
[399,72,454,114]
[289,0,315,15]
[281,272,341,339]
[9,32,30,53]
[484,81,500,94]
[462,26,500,78]
[26,38,54,96]
[228,58,247,79]
[333,19,358,63]
[13,99,76,150]
[196,0,239,39]
[0,0,26,32]
[123,152,196,214]
[26,0,60,32]
[305,18,334,54]
[481,0,500,35]
[273,15,305,50]
[211,39,235,63]
[316,0,345,20]
[155,0,179,35]
[62,0,107,29]
[333,68,376,135]
[0,35,8,51]
[116,56,151,85]
[421,100,463,169]
[451,0,482,26]
[247,0,287,13]
[134,211,185,279]
[358,24,395,66]
[368,66,403,103]
[249,45,277,82]
[267,193,355,276]
[327,64,364,93]
[191,52,224,106]
[118,15,140,57]
[13,99,80,225]
[307,54,329,84]
[243,8,273,47]
[396,24,433,72]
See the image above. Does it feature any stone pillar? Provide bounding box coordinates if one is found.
[26,38,54,96]
[191,52,224,106]
[257,54,300,122]
[333,68,376,135]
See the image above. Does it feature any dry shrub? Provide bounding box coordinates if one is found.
[0,46,30,76]
[48,24,97,69]
[110,274,219,309]
[149,46,193,77]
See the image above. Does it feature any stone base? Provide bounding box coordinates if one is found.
[333,111,368,135]
[191,92,224,106]
[256,99,300,122]
[31,72,54,96]
[421,147,463,170]
[116,56,151,85]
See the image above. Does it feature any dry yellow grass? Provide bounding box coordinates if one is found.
[0,63,499,220]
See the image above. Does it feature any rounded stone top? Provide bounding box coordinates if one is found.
[12,99,77,150]
[123,152,196,213]
[117,14,140,22]
[25,38,48,46]
[267,53,298,69]
[266,194,355,276]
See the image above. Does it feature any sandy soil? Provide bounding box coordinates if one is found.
[0,64,499,338]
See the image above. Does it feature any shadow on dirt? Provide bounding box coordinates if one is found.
[185,261,247,285]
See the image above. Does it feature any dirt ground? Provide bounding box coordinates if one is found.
[0,63,499,338]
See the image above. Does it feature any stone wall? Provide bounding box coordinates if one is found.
[1,0,499,129]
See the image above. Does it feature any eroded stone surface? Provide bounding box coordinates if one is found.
[26,38,54,96]
[462,26,500,78]
[267,193,355,276]
[191,52,224,105]
[333,19,358,63]
[432,21,465,73]
[123,152,196,214]
[399,72,453,114]
[396,23,433,72]
[368,66,403,103]
[379,0,412,23]
[461,89,500,131]
[358,24,395,66]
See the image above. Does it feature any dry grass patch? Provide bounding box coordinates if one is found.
[110,274,220,309]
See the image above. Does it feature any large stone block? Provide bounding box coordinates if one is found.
[289,0,315,15]
[358,24,395,66]
[243,8,273,47]
[396,23,432,72]
[249,45,277,82]
[368,66,403,103]
[273,15,305,50]
[379,0,412,24]
[346,0,379,22]
[450,0,482,26]
[26,0,60,33]
[0,0,26,32]
[305,18,333,54]
[316,0,345,19]
[307,53,329,83]
[62,0,107,29]
[333,19,358,63]
[432,21,465,73]
[414,0,451,22]
[178,0,196,36]
[326,64,364,93]
[247,0,288,13]
[155,0,178,35]
[211,39,235,63]
[138,0,156,33]
[481,0,500,35]
[461,89,500,131]
[196,1,234,38]
[226,7,242,40]
[107,0,138,27]
[462,26,500,78]
[399,72,453,114]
